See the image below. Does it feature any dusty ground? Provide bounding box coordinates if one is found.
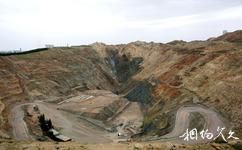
[0,140,241,150]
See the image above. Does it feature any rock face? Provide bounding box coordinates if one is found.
[0,30,242,141]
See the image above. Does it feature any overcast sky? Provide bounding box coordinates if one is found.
[1,0,242,51]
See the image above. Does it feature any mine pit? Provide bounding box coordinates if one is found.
[2,34,242,147]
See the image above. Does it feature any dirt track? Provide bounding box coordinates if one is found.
[158,105,227,143]
[10,104,33,141]
[10,102,111,143]
[9,101,227,144]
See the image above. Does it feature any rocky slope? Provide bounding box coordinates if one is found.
[0,30,242,147]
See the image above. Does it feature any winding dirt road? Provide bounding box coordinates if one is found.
[158,105,227,143]
[10,104,33,141]
[10,102,111,143]
[9,102,227,144]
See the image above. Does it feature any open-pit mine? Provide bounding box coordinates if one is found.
[0,30,242,149]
